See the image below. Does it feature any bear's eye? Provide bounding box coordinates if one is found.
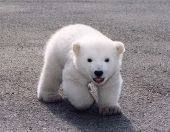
[105,58,109,62]
[87,58,92,62]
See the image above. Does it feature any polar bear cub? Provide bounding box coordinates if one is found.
[37,24,125,115]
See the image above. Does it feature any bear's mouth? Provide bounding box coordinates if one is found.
[93,77,104,84]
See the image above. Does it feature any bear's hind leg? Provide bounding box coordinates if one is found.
[37,60,62,102]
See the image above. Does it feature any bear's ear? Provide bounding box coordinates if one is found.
[73,43,80,56]
[115,41,125,54]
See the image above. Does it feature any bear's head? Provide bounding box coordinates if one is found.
[72,38,125,86]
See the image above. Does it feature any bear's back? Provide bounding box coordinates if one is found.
[45,24,104,68]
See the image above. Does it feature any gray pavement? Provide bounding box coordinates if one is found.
[0,0,170,131]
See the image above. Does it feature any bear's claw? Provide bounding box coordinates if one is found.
[99,106,122,116]
[38,94,62,103]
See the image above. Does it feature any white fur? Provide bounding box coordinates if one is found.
[37,24,125,115]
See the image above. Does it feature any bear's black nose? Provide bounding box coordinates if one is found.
[94,70,103,77]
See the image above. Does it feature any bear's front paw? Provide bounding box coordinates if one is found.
[99,106,122,116]
[38,93,62,103]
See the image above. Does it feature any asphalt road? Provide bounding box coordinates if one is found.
[0,0,170,131]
